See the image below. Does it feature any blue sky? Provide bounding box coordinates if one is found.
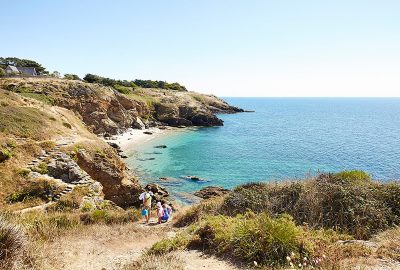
[2,0,399,96]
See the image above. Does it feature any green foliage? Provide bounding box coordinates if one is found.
[63,74,81,80]
[17,168,31,178]
[0,67,5,77]
[7,180,55,203]
[113,84,133,95]
[221,172,400,239]
[0,57,48,75]
[148,233,190,255]
[30,162,48,174]
[174,196,224,227]
[183,213,307,267]
[19,92,55,105]
[333,170,372,185]
[0,148,12,162]
[83,73,187,91]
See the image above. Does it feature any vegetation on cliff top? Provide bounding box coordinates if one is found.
[151,171,400,268]
[83,73,188,92]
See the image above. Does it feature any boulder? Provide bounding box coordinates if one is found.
[76,149,142,207]
[144,183,169,202]
[154,145,167,149]
[194,186,230,199]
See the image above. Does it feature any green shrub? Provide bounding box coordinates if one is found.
[17,168,31,178]
[221,172,400,239]
[30,162,48,174]
[0,148,12,162]
[174,196,223,227]
[333,170,372,185]
[190,213,307,267]
[148,233,190,255]
[7,179,55,203]
[113,84,133,95]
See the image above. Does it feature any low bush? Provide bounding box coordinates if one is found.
[191,213,307,267]
[0,218,26,269]
[148,233,190,255]
[113,84,133,95]
[221,172,400,239]
[7,179,56,203]
[0,148,12,162]
[174,196,224,227]
[30,161,48,174]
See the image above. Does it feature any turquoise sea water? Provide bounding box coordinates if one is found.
[125,98,400,202]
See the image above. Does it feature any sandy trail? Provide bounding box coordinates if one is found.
[40,218,242,270]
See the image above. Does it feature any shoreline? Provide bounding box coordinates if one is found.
[104,127,178,153]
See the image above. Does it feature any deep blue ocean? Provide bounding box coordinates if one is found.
[126,98,400,202]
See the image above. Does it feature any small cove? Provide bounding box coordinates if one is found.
[125,98,400,203]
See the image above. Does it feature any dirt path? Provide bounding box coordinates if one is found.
[40,217,243,270]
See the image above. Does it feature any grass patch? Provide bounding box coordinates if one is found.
[6,179,57,204]
[48,186,90,212]
[79,209,140,225]
[148,233,190,255]
[30,161,48,174]
[0,106,53,139]
[0,217,26,269]
[123,253,184,270]
[113,84,133,95]
[19,92,55,105]
[0,148,12,162]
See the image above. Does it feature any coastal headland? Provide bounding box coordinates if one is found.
[0,76,399,269]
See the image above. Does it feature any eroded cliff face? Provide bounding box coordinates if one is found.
[0,78,243,135]
[76,149,142,207]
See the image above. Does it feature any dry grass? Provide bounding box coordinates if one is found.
[0,218,27,270]
[123,253,184,270]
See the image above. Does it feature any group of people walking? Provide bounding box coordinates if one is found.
[139,189,172,224]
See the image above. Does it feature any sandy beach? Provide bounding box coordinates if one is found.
[104,127,176,153]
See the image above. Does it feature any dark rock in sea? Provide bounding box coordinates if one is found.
[119,154,128,158]
[154,145,167,149]
[107,142,121,150]
[138,157,156,161]
[143,131,153,135]
[144,151,162,155]
[194,186,230,199]
[184,175,208,181]
[244,110,255,112]
[103,133,112,138]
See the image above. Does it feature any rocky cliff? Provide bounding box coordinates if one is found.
[0,78,243,135]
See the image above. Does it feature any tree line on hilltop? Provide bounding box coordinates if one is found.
[0,57,187,92]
